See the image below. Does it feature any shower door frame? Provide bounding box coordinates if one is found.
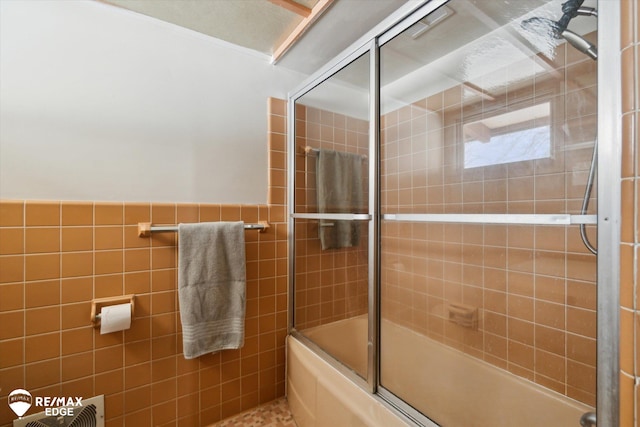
[287,0,621,425]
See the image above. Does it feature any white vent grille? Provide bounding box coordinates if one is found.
[13,395,104,427]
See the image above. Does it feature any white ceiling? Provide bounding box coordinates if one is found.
[101,0,412,74]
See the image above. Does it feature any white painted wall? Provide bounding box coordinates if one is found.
[0,0,306,204]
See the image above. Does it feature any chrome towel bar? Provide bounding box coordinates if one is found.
[137,221,269,237]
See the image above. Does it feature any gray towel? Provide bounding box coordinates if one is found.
[316,149,364,250]
[178,221,246,359]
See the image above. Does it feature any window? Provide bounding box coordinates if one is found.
[463,102,551,169]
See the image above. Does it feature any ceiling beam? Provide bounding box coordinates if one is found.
[271,0,334,64]
[462,82,496,102]
[268,0,312,17]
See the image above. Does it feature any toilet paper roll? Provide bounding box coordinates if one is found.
[100,303,132,334]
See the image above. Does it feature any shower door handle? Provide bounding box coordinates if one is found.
[580,412,596,426]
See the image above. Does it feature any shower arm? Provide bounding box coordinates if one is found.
[576,7,597,17]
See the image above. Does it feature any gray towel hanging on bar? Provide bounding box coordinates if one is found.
[316,149,364,250]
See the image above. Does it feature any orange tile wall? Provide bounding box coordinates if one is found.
[0,99,288,427]
[620,0,638,425]
[380,35,598,405]
[292,104,369,330]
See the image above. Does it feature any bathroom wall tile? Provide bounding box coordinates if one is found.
[622,0,634,49]
[151,247,176,270]
[151,313,175,338]
[151,204,176,224]
[134,294,151,318]
[620,308,635,374]
[124,385,151,414]
[0,283,24,311]
[124,271,150,296]
[25,253,60,281]
[25,358,60,389]
[636,0,640,44]
[622,47,636,114]
[61,376,94,400]
[0,338,24,368]
[269,132,286,155]
[177,204,199,223]
[62,352,93,384]
[125,362,151,389]
[152,335,177,360]
[25,280,60,308]
[0,228,23,255]
[124,203,150,224]
[124,225,150,249]
[566,306,597,339]
[94,274,123,298]
[536,349,565,381]
[221,205,241,221]
[61,277,93,303]
[0,312,23,340]
[622,113,635,178]
[0,200,24,226]
[152,401,177,425]
[151,269,174,292]
[95,250,123,275]
[62,227,93,252]
[0,256,24,284]
[62,202,93,226]
[25,306,60,335]
[95,344,124,373]
[25,332,60,362]
[269,97,286,117]
[620,244,634,309]
[200,204,221,222]
[25,227,60,253]
[95,202,124,225]
[103,396,124,425]
[151,291,175,315]
[95,226,123,250]
[62,301,92,329]
[25,201,60,226]
[125,248,150,272]
[61,327,93,356]
[62,252,93,278]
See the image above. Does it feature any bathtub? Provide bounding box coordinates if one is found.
[287,316,593,426]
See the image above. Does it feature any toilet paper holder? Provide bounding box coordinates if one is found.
[91,295,135,328]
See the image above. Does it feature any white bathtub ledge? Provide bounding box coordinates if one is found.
[287,335,410,427]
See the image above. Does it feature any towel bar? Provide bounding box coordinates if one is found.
[137,221,269,237]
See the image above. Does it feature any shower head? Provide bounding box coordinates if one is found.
[561,29,598,60]
[521,16,562,38]
[520,16,598,61]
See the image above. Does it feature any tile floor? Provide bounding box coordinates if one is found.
[212,398,297,427]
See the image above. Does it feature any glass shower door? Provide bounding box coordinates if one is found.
[378,0,598,425]
[291,52,371,379]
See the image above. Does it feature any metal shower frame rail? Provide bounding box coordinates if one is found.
[381,213,597,225]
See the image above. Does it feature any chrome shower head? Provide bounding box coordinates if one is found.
[521,16,598,61]
[561,29,598,60]
[521,16,561,38]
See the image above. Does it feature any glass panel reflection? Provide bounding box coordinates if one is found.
[293,52,370,379]
[379,0,597,424]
